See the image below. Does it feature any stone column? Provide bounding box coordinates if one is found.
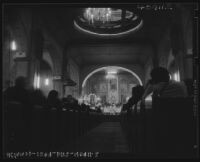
[26,9,44,89]
[27,28,44,89]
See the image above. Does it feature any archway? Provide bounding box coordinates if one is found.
[82,66,143,88]
[81,66,143,110]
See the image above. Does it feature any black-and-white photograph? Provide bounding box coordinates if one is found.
[2,2,199,159]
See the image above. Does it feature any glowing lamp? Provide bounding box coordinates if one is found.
[11,41,17,51]
[45,78,49,86]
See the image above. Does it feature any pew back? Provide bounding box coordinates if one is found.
[151,97,195,158]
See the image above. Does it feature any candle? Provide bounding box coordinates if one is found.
[91,14,94,24]
[106,13,109,22]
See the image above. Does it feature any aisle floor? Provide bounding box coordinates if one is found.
[63,122,130,154]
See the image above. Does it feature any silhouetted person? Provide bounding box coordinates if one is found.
[3,76,30,106]
[31,89,46,108]
[46,90,62,110]
[121,85,144,123]
[46,90,62,150]
[73,99,80,111]
[142,67,188,99]
[3,76,31,150]
[64,95,77,111]
[66,95,73,103]
[124,85,144,112]
[183,78,193,97]
[142,68,192,157]
[125,85,144,119]
[80,103,89,112]
[3,76,31,122]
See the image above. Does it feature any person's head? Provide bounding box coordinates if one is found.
[150,67,170,84]
[62,97,68,102]
[15,76,27,88]
[132,86,137,97]
[132,85,144,94]
[183,78,193,96]
[132,85,144,101]
[66,95,74,103]
[47,90,58,100]
[136,85,144,97]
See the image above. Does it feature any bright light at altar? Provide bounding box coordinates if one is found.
[105,74,116,79]
[107,70,117,74]
[106,69,117,79]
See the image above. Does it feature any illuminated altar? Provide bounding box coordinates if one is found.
[101,104,122,115]
[80,66,142,114]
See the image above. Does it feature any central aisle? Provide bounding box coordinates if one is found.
[67,122,130,154]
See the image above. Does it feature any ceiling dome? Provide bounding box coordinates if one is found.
[74,8,143,36]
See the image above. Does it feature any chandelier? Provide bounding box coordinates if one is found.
[74,8,143,36]
[84,8,112,24]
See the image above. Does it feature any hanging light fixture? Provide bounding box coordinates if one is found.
[85,8,112,25]
[74,8,143,36]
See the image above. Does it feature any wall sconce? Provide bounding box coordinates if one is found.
[45,78,49,86]
[10,40,17,51]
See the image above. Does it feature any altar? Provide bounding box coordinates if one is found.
[101,104,122,115]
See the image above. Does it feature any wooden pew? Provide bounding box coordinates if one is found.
[31,106,51,151]
[4,101,29,152]
[150,97,195,158]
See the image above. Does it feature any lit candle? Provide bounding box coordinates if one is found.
[106,13,109,21]
[103,15,105,23]
[91,14,94,24]
[37,75,40,89]
[86,9,89,19]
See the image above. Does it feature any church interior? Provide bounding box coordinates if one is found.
[2,3,198,159]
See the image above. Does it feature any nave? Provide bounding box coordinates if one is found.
[2,3,198,159]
